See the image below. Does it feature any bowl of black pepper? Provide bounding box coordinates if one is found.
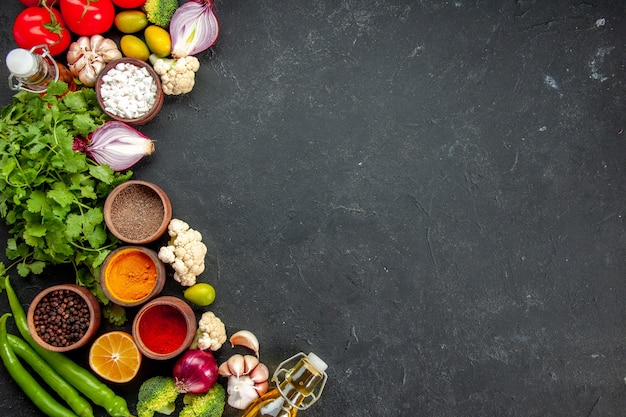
[103,180,172,245]
[27,284,101,353]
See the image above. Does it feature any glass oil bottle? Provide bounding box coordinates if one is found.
[241,352,328,417]
[6,46,76,93]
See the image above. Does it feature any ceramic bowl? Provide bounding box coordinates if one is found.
[100,246,166,307]
[132,296,197,360]
[95,57,164,125]
[27,284,101,352]
[103,180,172,245]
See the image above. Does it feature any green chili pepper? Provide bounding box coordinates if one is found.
[5,278,133,417]
[8,334,95,417]
[0,313,79,417]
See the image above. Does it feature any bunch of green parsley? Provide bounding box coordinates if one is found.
[0,82,132,324]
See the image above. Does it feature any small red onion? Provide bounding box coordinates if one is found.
[173,349,219,394]
[73,121,154,171]
[170,0,219,58]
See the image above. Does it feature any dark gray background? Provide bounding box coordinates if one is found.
[1,1,626,416]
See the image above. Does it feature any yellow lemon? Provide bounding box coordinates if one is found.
[115,10,149,34]
[144,25,172,58]
[120,35,150,61]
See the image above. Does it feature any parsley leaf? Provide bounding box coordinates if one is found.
[0,83,133,323]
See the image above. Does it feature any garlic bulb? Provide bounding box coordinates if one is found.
[67,35,122,87]
[218,354,269,410]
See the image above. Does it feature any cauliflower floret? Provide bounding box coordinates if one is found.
[158,218,207,286]
[149,54,200,95]
[195,311,227,351]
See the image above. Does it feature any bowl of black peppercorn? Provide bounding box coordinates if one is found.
[27,284,101,352]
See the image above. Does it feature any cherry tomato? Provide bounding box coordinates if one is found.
[111,0,146,8]
[59,0,115,36]
[19,0,58,6]
[13,6,71,57]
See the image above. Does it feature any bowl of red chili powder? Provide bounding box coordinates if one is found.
[27,284,101,352]
[132,296,197,360]
[100,246,166,307]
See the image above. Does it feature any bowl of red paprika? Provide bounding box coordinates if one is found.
[27,284,101,353]
[132,296,197,360]
[100,246,166,308]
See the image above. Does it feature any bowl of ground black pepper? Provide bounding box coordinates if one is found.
[27,284,101,352]
[103,180,172,245]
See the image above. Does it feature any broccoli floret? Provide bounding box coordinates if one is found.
[136,376,180,417]
[144,0,179,27]
[179,384,226,417]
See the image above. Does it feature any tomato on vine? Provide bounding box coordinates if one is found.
[112,0,146,8]
[13,6,71,57]
[59,0,115,36]
[19,0,58,6]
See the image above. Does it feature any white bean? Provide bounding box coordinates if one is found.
[100,63,158,119]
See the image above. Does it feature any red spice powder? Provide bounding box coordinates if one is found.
[138,305,187,354]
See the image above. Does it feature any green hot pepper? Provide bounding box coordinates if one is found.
[8,334,94,417]
[5,278,133,417]
[0,313,78,417]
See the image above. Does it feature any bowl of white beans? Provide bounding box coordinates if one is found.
[95,58,164,125]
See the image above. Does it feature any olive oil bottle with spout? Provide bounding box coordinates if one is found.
[241,352,328,417]
[6,46,76,93]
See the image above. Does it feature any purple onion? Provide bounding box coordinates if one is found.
[173,349,219,394]
[170,0,219,58]
[73,121,154,171]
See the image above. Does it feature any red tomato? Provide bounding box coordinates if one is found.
[13,6,71,57]
[59,0,115,36]
[111,0,146,8]
[19,0,58,6]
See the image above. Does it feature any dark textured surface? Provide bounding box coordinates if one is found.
[1,1,626,416]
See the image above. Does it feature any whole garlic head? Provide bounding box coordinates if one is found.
[218,354,270,410]
[67,35,122,87]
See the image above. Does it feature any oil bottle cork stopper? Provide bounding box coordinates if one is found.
[6,49,38,78]
[307,352,328,372]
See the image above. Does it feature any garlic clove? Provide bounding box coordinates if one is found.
[230,330,260,357]
[70,57,87,73]
[249,362,269,384]
[67,49,82,66]
[102,49,123,62]
[222,354,245,377]
[76,36,91,49]
[254,380,269,395]
[79,65,98,87]
[242,355,260,374]
[100,38,118,51]
[92,61,106,74]
[89,34,105,50]
[218,361,233,377]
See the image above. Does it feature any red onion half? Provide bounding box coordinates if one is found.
[170,0,219,58]
[73,121,154,171]
[173,349,219,394]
